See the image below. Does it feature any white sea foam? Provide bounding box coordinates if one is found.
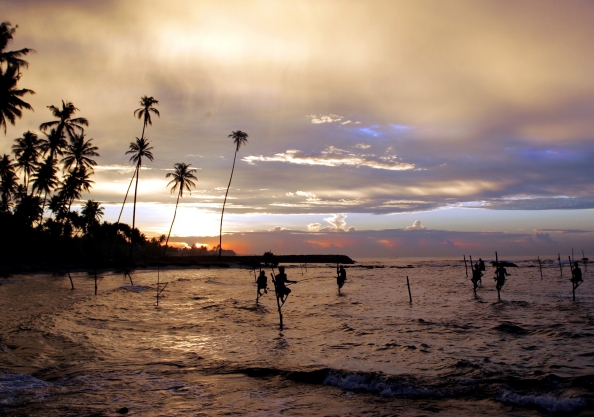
[324,373,433,397]
[0,373,48,404]
[498,389,586,413]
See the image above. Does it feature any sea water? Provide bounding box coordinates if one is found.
[0,257,592,416]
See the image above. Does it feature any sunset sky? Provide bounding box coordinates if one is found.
[3,0,594,257]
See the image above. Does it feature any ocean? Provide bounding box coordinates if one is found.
[0,257,592,416]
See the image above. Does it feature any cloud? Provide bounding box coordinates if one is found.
[269,226,290,232]
[307,223,321,232]
[308,114,344,124]
[243,148,416,171]
[405,220,426,230]
[316,213,355,232]
[354,143,371,149]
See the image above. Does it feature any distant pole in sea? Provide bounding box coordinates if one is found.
[463,255,468,278]
[558,253,563,277]
[583,250,588,272]
[569,255,576,302]
[406,275,412,304]
[495,251,501,301]
[538,256,543,280]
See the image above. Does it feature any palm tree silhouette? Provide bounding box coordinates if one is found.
[0,154,18,212]
[40,128,67,163]
[39,101,88,142]
[118,96,160,223]
[163,162,197,258]
[0,64,34,134]
[125,137,154,241]
[62,132,99,172]
[219,130,248,258]
[0,22,34,69]
[31,156,59,220]
[12,130,42,194]
[59,166,94,210]
[0,22,35,134]
[81,199,104,233]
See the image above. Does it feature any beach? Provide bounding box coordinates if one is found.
[1,257,593,416]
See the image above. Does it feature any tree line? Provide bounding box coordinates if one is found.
[0,21,243,271]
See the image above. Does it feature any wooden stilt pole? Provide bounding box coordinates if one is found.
[270,268,283,331]
[67,269,74,290]
[583,250,588,272]
[496,251,501,301]
[558,253,563,277]
[569,255,576,301]
[463,255,468,278]
[470,255,477,296]
[406,275,412,304]
[156,268,160,306]
[538,256,543,280]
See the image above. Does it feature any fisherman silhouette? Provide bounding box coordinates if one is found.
[478,258,485,272]
[494,264,510,297]
[257,270,268,296]
[571,262,583,288]
[471,263,483,294]
[337,265,347,291]
[275,266,296,303]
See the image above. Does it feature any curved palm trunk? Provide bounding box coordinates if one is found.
[129,159,141,258]
[117,165,137,223]
[219,149,238,258]
[163,190,181,259]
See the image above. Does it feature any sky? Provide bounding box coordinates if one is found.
[2,0,594,257]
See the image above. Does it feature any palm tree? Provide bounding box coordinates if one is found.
[134,96,160,141]
[39,128,67,162]
[118,96,160,223]
[61,132,99,172]
[0,63,34,134]
[59,166,94,210]
[219,130,248,258]
[12,130,42,193]
[31,156,59,219]
[0,22,34,69]
[125,137,154,235]
[0,154,18,212]
[39,101,88,142]
[163,163,197,257]
[81,199,104,233]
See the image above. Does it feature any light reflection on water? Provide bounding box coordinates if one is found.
[0,257,592,415]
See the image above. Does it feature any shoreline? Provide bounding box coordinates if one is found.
[0,254,355,276]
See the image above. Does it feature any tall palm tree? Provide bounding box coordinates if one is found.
[125,137,154,235]
[39,128,67,162]
[134,96,160,141]
[31,156,59,219]
[118,96,160,224]
[61,132,99,172]
[219,130,248,258]
[0,63,34,134]
[12,130,42,193]
[0,154,18,212]
[163,163,197,257]
[39,100,88,142]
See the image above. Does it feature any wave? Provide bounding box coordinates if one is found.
[498,389,586,413]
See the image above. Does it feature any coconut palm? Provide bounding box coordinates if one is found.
[0,154,18,212]
[134,96,160,141]
[39,101,88,142]
[62,132,99,172]
[0,22,34,69]
[39,128,67,162]
[81,199,104,233]
[163,163,197,257]
[118,96,159,223]
[31,156,59,219]
[12,130,42,193]
[219,130,248,258]
[59,166,94,210]
[0,63,34,134]
[125,137,154,235]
